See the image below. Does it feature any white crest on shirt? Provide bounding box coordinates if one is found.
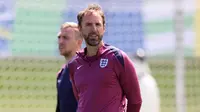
[100,58,108,68]
[57,79,61,84]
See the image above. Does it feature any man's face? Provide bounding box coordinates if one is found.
[80,11,105,46]
[58,28,79,57]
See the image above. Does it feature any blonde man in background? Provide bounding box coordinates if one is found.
[56,22,83,112]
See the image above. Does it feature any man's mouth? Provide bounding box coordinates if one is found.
[59,46,64,49]
[89,34,98,38]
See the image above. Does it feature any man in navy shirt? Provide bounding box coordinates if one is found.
[56,22,83,112]
[68,4,142,112]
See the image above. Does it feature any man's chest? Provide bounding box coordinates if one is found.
[57,68,72,90]
[74,58,119,91]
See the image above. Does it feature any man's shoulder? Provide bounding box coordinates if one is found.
[103,45,127,68]
[67,54,83,72]
[57,64,66,77]
[104,44,124,55]
[104,45,126,58]
[108,45,128,57]
[68,54,81,65]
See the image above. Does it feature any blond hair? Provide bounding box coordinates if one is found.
[61,22,78,29]
[60,22,82,40]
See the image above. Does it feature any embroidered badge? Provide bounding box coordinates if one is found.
[100,58,108,68]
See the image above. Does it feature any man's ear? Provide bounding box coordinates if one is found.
[103,24,106,32]
[77,39,83,47]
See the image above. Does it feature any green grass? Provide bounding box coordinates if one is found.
[0,57,200,112]
[149,58,200,112]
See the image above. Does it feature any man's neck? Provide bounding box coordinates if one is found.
[86,41,104,57]
[65,56,72,63]
[64,48,80,63]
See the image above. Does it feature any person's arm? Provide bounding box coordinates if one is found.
[71,76,79,101]
[68,62,79,101]
[116,51,142,112]
[56,67,64,112]
[55,95,60,112]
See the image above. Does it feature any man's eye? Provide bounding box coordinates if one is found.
[63,36,69,39]
[86,23,92,26]
[96,23,101,26]
[58,36,68,40]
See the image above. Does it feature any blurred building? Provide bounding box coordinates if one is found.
[0,0,15,57]
[62,0,144,54]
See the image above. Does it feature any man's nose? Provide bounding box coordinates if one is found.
[58,38,64,44]
[91,24,97,32]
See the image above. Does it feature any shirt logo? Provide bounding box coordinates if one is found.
[77,65,83,70]
[57,79,61,84]
[100,58,108,68]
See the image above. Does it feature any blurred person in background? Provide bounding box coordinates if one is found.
[130,48,160,112]
[56,22,83,112]
[68,4,142,112]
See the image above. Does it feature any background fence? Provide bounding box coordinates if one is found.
[0,0,200,112]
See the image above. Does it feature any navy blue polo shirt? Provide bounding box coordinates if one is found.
[56,64,77,112]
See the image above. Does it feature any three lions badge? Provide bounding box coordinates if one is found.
[100,58,108,68]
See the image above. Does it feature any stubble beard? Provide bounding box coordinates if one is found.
[60,50,73,59]
[84,34,103,46]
